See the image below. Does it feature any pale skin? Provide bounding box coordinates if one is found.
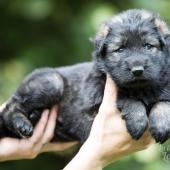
[0,75,155,169]
[64,75,155,170]
[0,104,77,161]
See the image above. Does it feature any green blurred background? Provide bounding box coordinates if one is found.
[0,0,170,169]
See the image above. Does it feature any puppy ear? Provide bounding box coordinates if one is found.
[154,18,170,36]
[154,18,170,47]
[91,22,110,57]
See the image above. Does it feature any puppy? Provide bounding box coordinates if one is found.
[1,9,170,144]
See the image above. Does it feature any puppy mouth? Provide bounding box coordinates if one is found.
[123,78,150,88]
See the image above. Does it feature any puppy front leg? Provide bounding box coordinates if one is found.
[120,99,148,140]
[149,102,170,144]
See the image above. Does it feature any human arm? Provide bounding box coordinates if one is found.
[64,75,154,170]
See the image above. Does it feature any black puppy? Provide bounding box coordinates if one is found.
[1,9,170,144]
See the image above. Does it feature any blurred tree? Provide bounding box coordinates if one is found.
[0,0,170,170]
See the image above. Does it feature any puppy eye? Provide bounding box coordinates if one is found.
[143,43,155,50]
[114,46,125,53]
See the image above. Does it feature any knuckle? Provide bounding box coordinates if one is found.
[29,138,41,146]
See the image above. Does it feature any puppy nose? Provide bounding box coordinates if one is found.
[131,66,144,77]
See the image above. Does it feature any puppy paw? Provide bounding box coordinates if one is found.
[121,99,148,140]
[13,115,33,138]
[149,102,170,144]
[125,116,148,140]
[29,110,42,126]
[1,102,33,138]
[149,122,170,144]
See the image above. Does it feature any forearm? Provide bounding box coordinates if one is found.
[63,141,102,170]
[64,154,102,170]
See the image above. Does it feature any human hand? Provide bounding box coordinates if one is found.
[64,74,154,170]
[0,105,77,161]
[84,74,155,166]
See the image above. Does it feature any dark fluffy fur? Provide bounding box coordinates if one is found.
[1,9,170,144]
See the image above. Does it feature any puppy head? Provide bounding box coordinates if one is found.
[92,9,170,88]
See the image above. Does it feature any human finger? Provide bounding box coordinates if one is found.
[99,74,118,115]
[29,109,49,145]
[41,105,58,144]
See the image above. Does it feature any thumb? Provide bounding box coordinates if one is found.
[99,74,118,114]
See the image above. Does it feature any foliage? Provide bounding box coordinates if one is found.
[0,0,170,169]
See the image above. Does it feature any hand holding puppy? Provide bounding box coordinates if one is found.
[64,75,154,170]
[0,105,77,161]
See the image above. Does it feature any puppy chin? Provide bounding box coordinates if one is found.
[120,78,151,89]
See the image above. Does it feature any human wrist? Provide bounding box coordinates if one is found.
[79,140,103,167]
[64,140,103,170]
